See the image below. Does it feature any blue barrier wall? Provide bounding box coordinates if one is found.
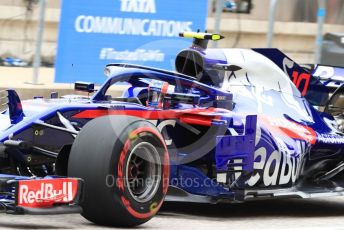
[55,0,208,83]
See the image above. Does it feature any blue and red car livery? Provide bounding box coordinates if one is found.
[0,32,343,226]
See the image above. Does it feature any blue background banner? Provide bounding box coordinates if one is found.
[55,0,209,83]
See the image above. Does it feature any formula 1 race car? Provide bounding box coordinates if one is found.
[0,32,344,227]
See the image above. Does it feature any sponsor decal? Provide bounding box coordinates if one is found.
[317,133,344,144]
[246,138,304,187]
[17,178,79,208]
[55,0,208,83]
[245,116,313,186]
[74,0,192,37]
[99,48,165,62]
[259,116,316,145]
[229,121,309,187]
[260,115,344,145]
[120,0,156,13]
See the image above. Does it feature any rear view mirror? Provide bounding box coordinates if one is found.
[74,81,95,93]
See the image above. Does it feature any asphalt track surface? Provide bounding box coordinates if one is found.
[1,197,344,230]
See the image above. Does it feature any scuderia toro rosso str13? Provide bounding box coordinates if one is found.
[0,32,343,226]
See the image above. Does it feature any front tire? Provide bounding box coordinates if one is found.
[68,115,169,227]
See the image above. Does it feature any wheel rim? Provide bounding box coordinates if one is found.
[125,141,162,203]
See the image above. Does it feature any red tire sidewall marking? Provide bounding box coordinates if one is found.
[116,126,169,219]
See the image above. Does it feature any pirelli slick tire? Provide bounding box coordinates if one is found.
[68,115,169,227]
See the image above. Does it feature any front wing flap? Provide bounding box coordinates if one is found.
[0,176,83,215]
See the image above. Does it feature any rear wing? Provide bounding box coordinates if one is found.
[312,65,344,90]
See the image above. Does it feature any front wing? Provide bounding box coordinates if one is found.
[0,175,83,215]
